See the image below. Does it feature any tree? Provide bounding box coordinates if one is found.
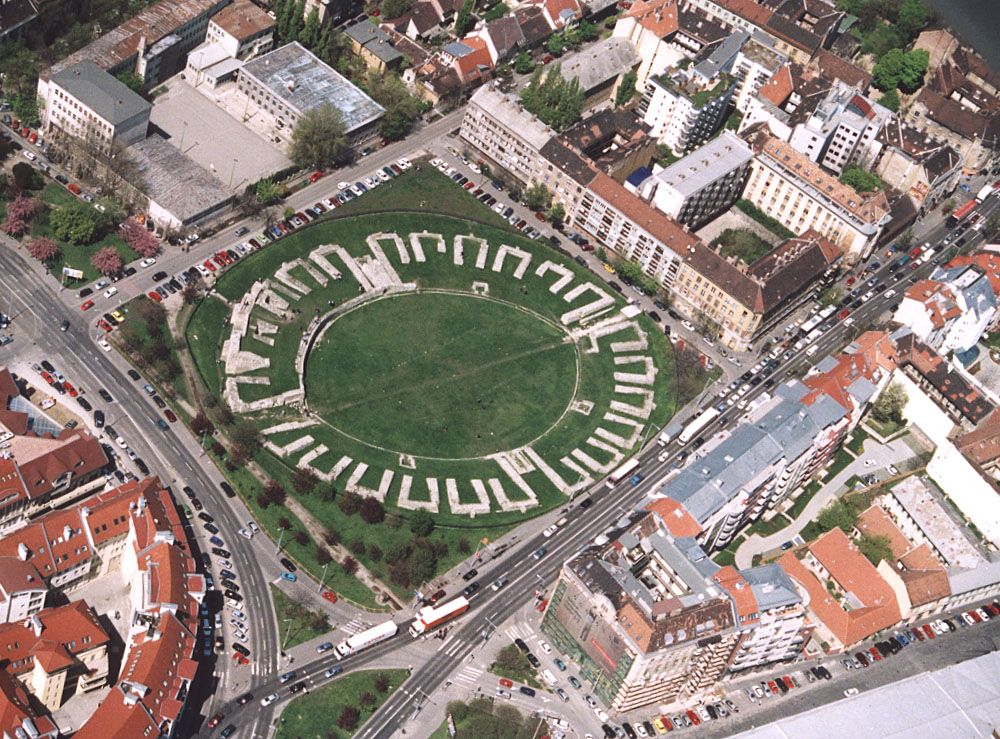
[51,202,100,245]
[254,178,284,205]
[494,644,528,671]
[879,87,900,112]
[408,544,437,585]
[614,70,637,107]
[872,381,907,424]
[898,0,930,36]
[230,420,259,455]
[872,48,929,93]
[817,499,858,534]
[546,33,565,56]
[454,0,475,36]
[26,236,59,263]
[181,282,202,304]
[337,706,360,731]
[118,220,160,257]
[367,72,428,141]
[288,0,306,41]
[375,673,390,693]
[338,491,363,515]
[293,530,309,546]
[839,166,883,193]
[290,102,349,169]
[262,479,287,506]
[547,202,566,225]
[817,285,842,307]
[382,0,412,18]
[857,533,895,566]
[299,7,321,48]
[316,545,332,565]
[191,412,215,436]
[11,162,37,191]
[898,48,929,93]
[514,51,534,75]
[524,182,552,211]
[91,247,122,277]
[410,510,435,536]
[360,496,385,524]
[116,71,145,95]
[292,466,319,493]
[7,194,36,222]
[519,64,583,131]
[0,216,26,237]
[341,555,359,575]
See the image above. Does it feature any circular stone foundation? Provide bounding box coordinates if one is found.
[304,291,579,459]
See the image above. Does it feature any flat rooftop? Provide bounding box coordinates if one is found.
[239,41,384,133]
[650,130,753,197]
[50,61,151,125]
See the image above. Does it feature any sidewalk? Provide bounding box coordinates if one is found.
[734,434,916,568]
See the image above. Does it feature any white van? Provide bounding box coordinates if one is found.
[541,669,558,687]
[806,345,819,357]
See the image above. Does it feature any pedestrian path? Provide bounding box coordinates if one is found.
[452,664,485,687]
[505,623,536,642]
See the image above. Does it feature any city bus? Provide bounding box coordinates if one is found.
[606,458,640,488]
[678,407,721,445]
[948,199,978,227]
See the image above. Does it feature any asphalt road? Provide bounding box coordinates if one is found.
[0,242,281,733]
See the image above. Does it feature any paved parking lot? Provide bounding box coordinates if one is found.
[149,77,290,192]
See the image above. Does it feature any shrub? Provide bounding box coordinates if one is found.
[341,556,359,575]
[360,496,385,524]
[337,491,362,515]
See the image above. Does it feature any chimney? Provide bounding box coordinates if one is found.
[17,542,28,561]
[29,614,42,637]
[138,34,147,59]
[63,525,72,540]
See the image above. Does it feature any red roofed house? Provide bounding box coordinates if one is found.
[539,0,582,30]
[646,496,702,538]
[612,0,679,89]
[779,528,901,652]
[442,35,494,85]
[0,600,110,710]
[0,556,46,625]
[0,668,58,738]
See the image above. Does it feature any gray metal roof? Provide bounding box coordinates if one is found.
[693,30,749,81]
[731,649,1000,739]
[645,130,753,198]
[469,85,554,150]
[240,42,384,133]
[50,60,151,125]
[560,37,639,93]
[125,135,232,223]
[741,563,800,611]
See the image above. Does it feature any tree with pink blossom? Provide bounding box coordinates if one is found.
[0,216,26,236]
[6,195,37,223]
[91,247,123,277]
[118,220,160,258]
[25,237,59,263]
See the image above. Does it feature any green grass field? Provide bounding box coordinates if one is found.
[307,292,577,459]
[274,669,408,739]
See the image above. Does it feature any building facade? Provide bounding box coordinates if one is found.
[638,69,736,153]
[206,0,275,60]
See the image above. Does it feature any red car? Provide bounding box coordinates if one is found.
[463,181,475,190]
[213,254,225,267]
[232,652,249,666]
[67,183,81,195]
[686,710,700,726]
[911,627,925,642]
[845,276,856,286]
[768,680,779,694]
[80,299,95,311]
[147,291,162,302]
[581,243,595,252]
[321,590,338,603]
[96,319,113,332]
[922,623,936,639]
[534,211,546,222]
[164,409,177,423]
[63,381,77,397]
[203,259,217,272]
[207,713,224,729]
[782,676,794,691]
[309,170,324,183]
[19,127,28,138]
[837,308,850,320]
[498,678,513,689]
[969,610,982,623]
[869,646,881,661]
[536,599,549,612]
[909,247,922,259]
[40,371,54,385]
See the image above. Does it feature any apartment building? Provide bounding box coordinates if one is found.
[638,66,736,153]
[637,130,753,228]
[778,528,902,652]
[206,0,275,60]
[788,81,891,175]
[876,122,963,211]
[41,61,152,151]
[893,265,997,355]
[0,557,45,624]
[38,0,230,97]
[612,0,681,90]
[731,34,787,113]
[743,131,890,259]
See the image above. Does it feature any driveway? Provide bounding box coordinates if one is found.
[734,433,918,568]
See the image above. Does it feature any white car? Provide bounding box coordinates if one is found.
[139,257,156,268]
[234,630,248,641]
[231,610,246,620]
[469,163,481,174]
[681,320,696,332]
[376,170,391,182]
[103,287,118,299]
[260,693,278,707]
[115,436,128,449]
[396,157,411,169]
[196,264,212,278]
[22,150,36,161]
[337,181,350,190]
[363,176,378,189]
[538,641,552,654]
[863,459,876,467]
[493,201,505,214]
[238,528,253,540]
[98,339,111,352]
[844,688,859,697]
[219,559,234,570]
[542,524,558,538]
[430,157,443,167]
[321,198,335,208]
[247,521,261,534]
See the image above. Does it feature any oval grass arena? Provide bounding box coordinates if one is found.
[305,291,579,459]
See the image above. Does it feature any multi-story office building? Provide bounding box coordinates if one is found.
[743,131,891,260]
[206,0,275,60]
[637,130,753,228]
[41,61,152,151]
[788,81,891,175]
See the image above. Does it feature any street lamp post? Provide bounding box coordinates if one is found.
[276,525,287,554]
[280,617,294,657]
[319,561,329,592]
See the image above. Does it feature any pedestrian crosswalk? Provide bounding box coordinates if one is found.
[505,624,535,642]
[453,664,484,687]
[340,618,370,636]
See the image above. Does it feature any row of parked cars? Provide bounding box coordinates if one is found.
[606,695,742,738]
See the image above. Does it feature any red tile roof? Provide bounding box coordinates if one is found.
[0,601,109,677]
[452,35,493,82]
[625,0,678,37]
[948,252,1000,298]
[0,669,57,738]
[713,566,758,621]
[646,497,702,538]
[0,556,43,598]
[779,528,901,647]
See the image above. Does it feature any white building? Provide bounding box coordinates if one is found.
[612,0,684,91]
[41,60,151,151]
[638,63,736,153]
[731,35,786,113]
[0,558,46,625]
[893,264,997,355]
[637,130,753,228]
[206,0,275,60]
[788,81,891,175]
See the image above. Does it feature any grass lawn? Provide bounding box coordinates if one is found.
[274,669,408,739]
[307,292,577,458]
[36,184,139,284]
[846,429,870,456]
[270,584,330,650]
[821,448,854,483]
[711,534,745,567]
[712,228,773,265]
[488,645,543,689]
[735,199,795,240]
[185,295,229,399]
[866,417,902,438]
[747,513,790,538]
[787,480,821,519]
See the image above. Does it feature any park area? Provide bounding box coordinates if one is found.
[182,165,705,603]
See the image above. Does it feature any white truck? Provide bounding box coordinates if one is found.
[334,620,398,659]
